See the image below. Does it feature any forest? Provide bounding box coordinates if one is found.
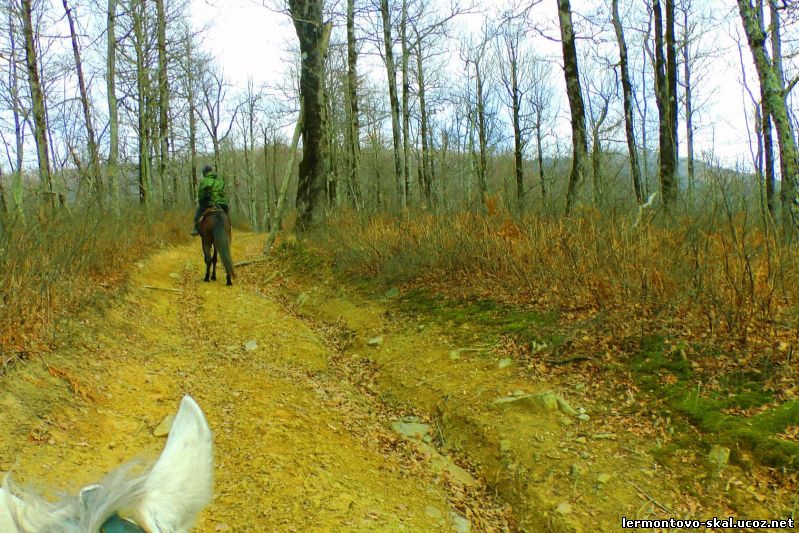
[1,0,799,531]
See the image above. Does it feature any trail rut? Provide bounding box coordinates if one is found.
[0,235,506,532]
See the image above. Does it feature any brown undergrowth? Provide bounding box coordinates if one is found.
[308,202,799,469]
[317,204,797,347]
[0,207,187,367]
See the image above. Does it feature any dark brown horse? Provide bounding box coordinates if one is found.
[198,207,234,285]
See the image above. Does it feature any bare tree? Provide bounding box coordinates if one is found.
[2,6,26,214]
[652,0,678,205]
[611,0,643,203]
[738,0,799,230]
[198,60,239,167]
[379,0,405,209]
[236,79,263,231]
[529,59,554,201]
[155,0,170,203]
[62,0,102,205]
[556,0,588,213]
[345,0,362,208]
[21,0,53,206]
[496,7,535,214]
[461,24,493,209]
[106,0,120,207]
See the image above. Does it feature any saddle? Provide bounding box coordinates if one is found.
[200,205,224,223]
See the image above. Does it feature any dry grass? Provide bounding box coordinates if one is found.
[314,197,797,353]
[0,207,187,365]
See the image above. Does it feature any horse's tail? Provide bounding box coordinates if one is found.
[213,211,235,279]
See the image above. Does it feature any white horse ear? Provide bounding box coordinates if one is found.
[137,396,213,533]
[0,487,22,532]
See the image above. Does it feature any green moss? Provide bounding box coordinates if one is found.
[398,289,558,348]
[275,239,328,272]
[629,337,799,468]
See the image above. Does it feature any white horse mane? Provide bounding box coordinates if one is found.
[0,396,213,533]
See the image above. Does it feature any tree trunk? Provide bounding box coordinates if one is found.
[475,62,488,206]
[261,127,273,229]
[440,130,449,209]
[653,0,678,205]
[769,0,792,228]
[400,0,411,207]
[682,5,695,198]
[107,0,120,206]
[289,0,332,229]
[265,101,304,254]
[133,0,150,205]
[188,64,198,202]
[8,10,24,214]
[754,1,775,219]
[556,0,588,213]
[591,123,602,205]
[346,0,362,209]
[155,0,170,204]
[739,0,799,229]
[611,0,643,204]
[380,0,405,209]
[535,112,545,200]
[500,29,525,214]
[415,44,432,205]
[63,0,103,206]
[21,0,54,207]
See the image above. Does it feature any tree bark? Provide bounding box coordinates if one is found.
[63,0,103,206]
[415,42,432,204]
[21,0,54,207]
[380,0,405,209]
[133,0,150,205]
[768,0,792,228]
[106,0,120,206]
[155,0,170,204]
[738,0,799,229]
[345,0,362,209]
[756,1,775,219]
[653,0,678,205]
[400,0,411,207]
[556,0,588,213]
[611,0,643,204]
[7,10,24,214]
[681,5,695,198]
[289,0,332,229]
[265,101,304,254]
[475,61,488,206]
[188,63,198,202]
[499,28,525,214]
[535,112,545,200]
[261,127,273,229]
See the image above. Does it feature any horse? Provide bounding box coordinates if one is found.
[0,396,213,533]
[198,207,234,286]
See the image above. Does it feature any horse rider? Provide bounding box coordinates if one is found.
[192,164,229,236]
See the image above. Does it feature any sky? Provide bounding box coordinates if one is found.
[190,0,760,167]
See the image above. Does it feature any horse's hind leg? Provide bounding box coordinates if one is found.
[211,247,217,281]
[203,241,213,282]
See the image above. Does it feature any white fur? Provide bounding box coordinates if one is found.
[137,396,214,533]
[0,396,213,532]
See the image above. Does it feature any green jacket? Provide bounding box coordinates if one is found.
[197,172,228,206]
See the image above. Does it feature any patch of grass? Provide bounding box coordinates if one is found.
[630,336,799,468]
[399,288,558,347]
[274,238,328,272]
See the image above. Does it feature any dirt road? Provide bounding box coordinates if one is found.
[0,234,506,532]
[0,232,785,532]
